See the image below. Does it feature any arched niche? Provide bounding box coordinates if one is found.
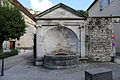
[42,27,79,54]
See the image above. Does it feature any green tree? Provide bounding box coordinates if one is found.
[78,10,88,17]
[0,6,26,51]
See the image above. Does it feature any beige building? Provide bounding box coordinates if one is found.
[16,11,36,50]
[13,0,36,50]
[87,0,120,17]
[0,0,36,50]
[87,0,120,55]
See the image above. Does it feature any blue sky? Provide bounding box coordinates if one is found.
[18,0,94,11]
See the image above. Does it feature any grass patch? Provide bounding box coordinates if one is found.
[0,49,18,59]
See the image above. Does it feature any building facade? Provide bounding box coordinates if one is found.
[87,0,120,55]
[35,3,115,61]
[87,0,120,17]
[0,0,36,51]
[35,3,86,58]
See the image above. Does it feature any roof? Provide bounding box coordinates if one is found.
[35,3,86,19]
[87,0,98,11]
[10,0,35,22]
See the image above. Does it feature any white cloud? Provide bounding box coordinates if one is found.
[30,0,53,12]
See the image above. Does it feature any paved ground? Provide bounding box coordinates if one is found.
[0,52,120,80]
[1,56,120,80]
[0,51,33,71]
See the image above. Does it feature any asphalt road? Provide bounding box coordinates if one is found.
[0,52,33,71]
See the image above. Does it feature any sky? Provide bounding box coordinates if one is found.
[18,0,94,12]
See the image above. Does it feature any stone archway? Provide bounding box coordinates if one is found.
[42,27,79,54]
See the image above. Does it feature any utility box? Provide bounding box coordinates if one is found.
[85,68,113,80]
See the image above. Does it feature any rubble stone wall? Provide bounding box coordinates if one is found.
[85,18,115,61]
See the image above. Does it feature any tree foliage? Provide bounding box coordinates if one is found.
[78,10,88,17]
[0,6,26,49]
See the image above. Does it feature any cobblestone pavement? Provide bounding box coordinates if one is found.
[0,61,120,80]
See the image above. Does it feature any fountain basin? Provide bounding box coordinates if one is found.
[43,53,79,69]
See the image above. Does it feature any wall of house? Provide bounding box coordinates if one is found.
[16,22,36,49]
[88,0,120,17]
[88,0,120,55]
[15,12,36,50]
[0,0,36,50]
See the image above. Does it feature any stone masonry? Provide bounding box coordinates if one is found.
[85,18,115,61]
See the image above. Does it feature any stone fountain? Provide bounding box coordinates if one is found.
[43,49,79,69]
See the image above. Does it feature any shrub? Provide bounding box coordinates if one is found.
[0,49,18,59]
[11,49,18,55]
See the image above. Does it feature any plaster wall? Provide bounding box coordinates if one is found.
[16,22,36,49]
[88,0,120,17]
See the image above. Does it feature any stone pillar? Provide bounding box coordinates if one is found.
[78,26,81,57]
[36,25,41,58]
[81,26,85,57]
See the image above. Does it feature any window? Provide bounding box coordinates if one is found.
[0,0,1,6]
[100,0,108,10]
[3,1,6,6]
[100,0,113,10]
[108,0,113,4]
[0,0,4,6]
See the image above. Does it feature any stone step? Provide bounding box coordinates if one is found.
[85,68,113,80]
[114,56,120,64]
